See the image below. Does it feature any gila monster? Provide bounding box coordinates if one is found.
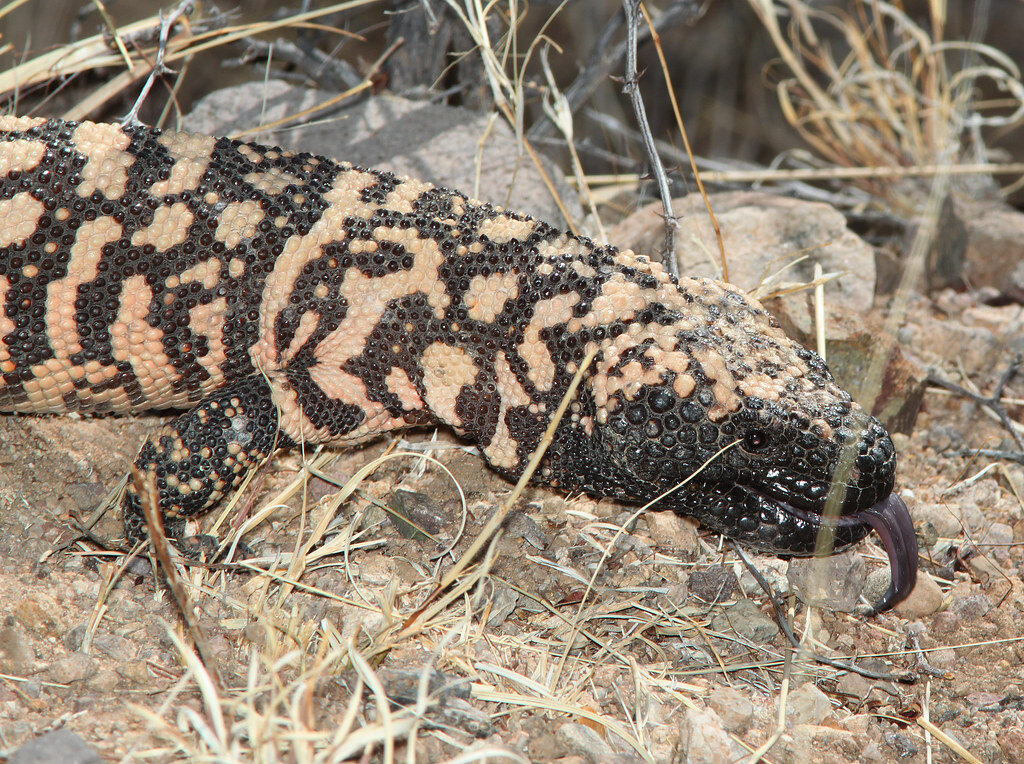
[0,115,916,613]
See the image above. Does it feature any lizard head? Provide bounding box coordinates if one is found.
[551,276,916,613]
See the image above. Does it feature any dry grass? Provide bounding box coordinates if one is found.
[0,0,378,124]
[748,0,1024,215]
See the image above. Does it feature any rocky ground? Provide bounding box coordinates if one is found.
[1,87,1023,763]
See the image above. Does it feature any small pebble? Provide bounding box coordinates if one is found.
[787,683,833,726]
[893,571,944,618]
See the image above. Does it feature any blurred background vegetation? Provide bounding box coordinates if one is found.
[2,1,1023,227]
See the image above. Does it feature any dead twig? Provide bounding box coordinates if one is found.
[403,345,598,631]
[230,35,364,91]
[955,448,1024,465]
[927,356,1024,452]
[122,0,194,125]
[639,1,726,281]
[732,543,918,684]
[620,0,678,276]
[528,0,707,141]
[133,467,224,693]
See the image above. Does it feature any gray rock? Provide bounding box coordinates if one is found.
[712,599,779,644]
[184,81,583,229]
[977,522,1014,562]
[375,666,492,738]
[949,593,991,621]
[0,625,34,674]
[930,611,961,635]
[484,583,520,629]
[786,682,833,726]
[609,191,876,312]
[914,502,962,540]
[61,624,86,654]
[554,722,616,763]
[644,511,698,557]
[387,489,447,540]
[957,199,1024,289]
[678,707,738,764]
[707,685,755,732]
[9,729,102,764]
[767,299,926,434]
[44,652,97,684]
[884,729,920,758]
[738,558,790,599]
[688,566,737,604]
[90,633,136,662]
[61,482,107,511]
[929,647,957,669]
[505,510,549,550]
[787,551,866,612]
[835,673,872,708]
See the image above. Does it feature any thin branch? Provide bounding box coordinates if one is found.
[621,0,678,276]
[133,467,225,692]
[732,542,918,684]
[122,0,194,125]
[927,356,1024,452]
[230,37,363,91]
[528,0,706,141]
[952,448,1024,465]
[640,1,726,280]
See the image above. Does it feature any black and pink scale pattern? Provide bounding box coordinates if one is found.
[0,116,900,569]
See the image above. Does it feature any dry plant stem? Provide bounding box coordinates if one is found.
[552,439,744,691]
[917,716,986,764]
[809,150,957,616]
[527,0,706,141]
[132,467,224,692]
[90,0,134,72]
[745,645,792,763]
[732,543,916,683]
[909,633,951,679]
[954,448,1024,465]
[924,678,934,764]
[122,0,195,125]
[235,36,365,91]
[540,47,606,240]
[442,0,580,229]
[621,0,678,277]
[229,36,404,140]
[927,356,1024,452]
[0,0,379,107]
[229,74,374,138]
[578,162,1024,186]
[639,2,727,281]
[750,0,1024,213]
[403,346,598,630]
[813,262,826,360]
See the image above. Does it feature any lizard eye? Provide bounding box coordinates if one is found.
[741,429,770,453]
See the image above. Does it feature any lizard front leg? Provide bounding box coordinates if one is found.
[121,373,292,551]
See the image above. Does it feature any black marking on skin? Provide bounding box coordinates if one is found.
[282,362,367,437]
[357,169,401,205]
[273,255,350,360]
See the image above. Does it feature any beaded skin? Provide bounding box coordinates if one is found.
[0,116,913,610]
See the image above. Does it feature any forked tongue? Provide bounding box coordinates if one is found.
[857,493,917,615]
